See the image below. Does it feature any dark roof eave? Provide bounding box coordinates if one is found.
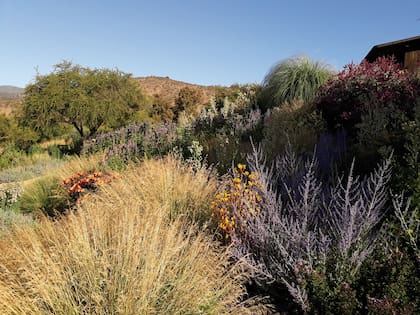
[364,35,420,62]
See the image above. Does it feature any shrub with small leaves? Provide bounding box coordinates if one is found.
[315,56,420,133]
[174,87,202,119]
[0,184,23,210]
[262,100,325,159]
[211,163,263,238]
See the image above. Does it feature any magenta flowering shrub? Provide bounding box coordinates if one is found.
[316,56,420,132]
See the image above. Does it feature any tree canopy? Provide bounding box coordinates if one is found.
[20,61,145,139]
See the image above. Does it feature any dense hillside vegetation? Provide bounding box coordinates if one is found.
[0,55,419,314]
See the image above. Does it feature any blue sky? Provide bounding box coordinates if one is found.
[1,0,419,87]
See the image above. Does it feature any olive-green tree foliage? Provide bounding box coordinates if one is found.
[150,94,174,122]
[0,114,11,142]
[0,114,39,151]
[20,61,146,139]
[174,87,202,119]
[259,55,334,111]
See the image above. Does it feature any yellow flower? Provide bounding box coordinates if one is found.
[232,177,241,184]
[237,163,246,171]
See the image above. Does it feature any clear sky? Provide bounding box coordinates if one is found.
[1,0,419,87]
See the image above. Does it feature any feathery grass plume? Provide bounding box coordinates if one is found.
[260,55,334,110]
[230,144,392,313]
[0,157,268,314]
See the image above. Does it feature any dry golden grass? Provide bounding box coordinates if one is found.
[0,156,268,314]
[112,156,218,224]
[53,154,105,178]
[38,138,68,149]
[0,98,22,116]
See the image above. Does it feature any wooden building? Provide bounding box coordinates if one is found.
[365,35,420,73]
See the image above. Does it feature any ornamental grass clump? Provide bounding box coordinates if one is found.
[0,157,267,314]
[259,55,334,111]
[113,156,219,225]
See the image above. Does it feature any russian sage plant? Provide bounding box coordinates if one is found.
[230,144,392,313]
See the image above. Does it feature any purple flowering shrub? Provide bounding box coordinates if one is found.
[82,121,178,167]
[229,144,395,313]
[192,95,264,172]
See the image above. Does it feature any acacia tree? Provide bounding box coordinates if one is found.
[20,61,144,139]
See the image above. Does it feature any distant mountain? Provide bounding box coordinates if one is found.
[0,85,23,99]
[135,76,218,106]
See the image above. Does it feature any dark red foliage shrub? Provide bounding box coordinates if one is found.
[315,56,420,132]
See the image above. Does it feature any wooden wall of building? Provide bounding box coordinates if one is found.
[404,50,420,74]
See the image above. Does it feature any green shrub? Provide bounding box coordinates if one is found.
[0,144,23,170]
[174,86,202,119]
[356,197,419,315]
[150,93,174,122]
[0,114,12,143]
[262,100,325,159]
[47,144,64,159]
[10,126,40,152]
[259,55,334,111]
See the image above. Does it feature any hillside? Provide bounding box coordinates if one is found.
[135,76,218,106]
[0,85,23,99]
[0,86,23,116]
